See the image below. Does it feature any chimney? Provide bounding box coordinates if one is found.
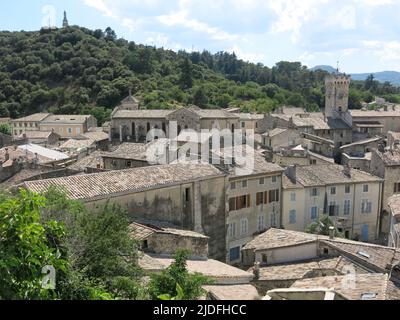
[4,148,9,161]
[329,226,335,240]
[253,262,260,280]
[343,164,351,177]
[286,165,297,181]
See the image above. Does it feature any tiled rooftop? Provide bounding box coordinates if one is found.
[18,131,58,139]
[112,109,174,119]
[130,222,209,241]
[12,113,50,122]
[60,139,96,150]
[351,110,400,118]
[41,115,92,124]
[67,151,104,171]
[375,149,400,166]
[389,195,400,220]
[101,143,148,160]
[284,164,382,188]
[291,273,400,300]
[80,131,109,142]
[253,257,364,281]
[24,163,225,200]
[243,228,319,251]
[139,254,254,284]
[203,285,260,300]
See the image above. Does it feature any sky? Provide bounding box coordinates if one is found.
[1,0,400,73]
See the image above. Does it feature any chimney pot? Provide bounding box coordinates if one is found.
[329,226,335,240]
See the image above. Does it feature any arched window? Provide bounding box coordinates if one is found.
[147,122,151,133]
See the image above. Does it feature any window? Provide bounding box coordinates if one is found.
[240,219,248,236]
[228,223,236,239]
[229,195,251,212]
[329,201,338,216]
[185,188,190,202]
[269,189,280,203]
[311,207,318,220]
[344,200,351,216]
[259,178,265,185]
[310,159,317,165]
[331,187,336,195]
[241,122,246,128]
[147,123,151,132]
[394,183,400,194]
[361,200,372,214]
[242,180,248,188]
[272,176,277,183]
[363,185,369,193]
[230,182,236,190]
[229,247,240,262]
[67,128,72,134]
[258,215,265,231]
[289,210,297,224]
[345,185,351,194]
[262,254,268,264]
[291,192,296,202]
[256,192,264,206]
[76,127,81,134]
[126,161,132,167]
[311,188,318,197]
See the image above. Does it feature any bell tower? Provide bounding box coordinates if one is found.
[63,11,69,28]
[325,74,350,119]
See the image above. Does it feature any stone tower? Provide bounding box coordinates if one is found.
[63,11,69,28]
[324,74,350,119]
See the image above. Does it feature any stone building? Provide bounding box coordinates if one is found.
[40,115,97,138]
[242,228,400,295]
[388,195,400,248]
[23,163,228,261]
[350,110,400,136]
[130,221,209,259]
[18,131,61,146]
[261,128,301,152]
[110,106,240,143]
[340,136,382,172]
[370,147,400,239]
[0,132,12,148]
[211,146,284,264]
[282,164,383,242]
[11,113,51,138]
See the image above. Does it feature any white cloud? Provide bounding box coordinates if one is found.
[83,0,117,18]
[353,0,394,6]
[157,0,239,41]
[268,0,330,42]
[226,45,266,63]
[326,5,357,30]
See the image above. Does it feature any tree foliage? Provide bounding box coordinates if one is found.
[0,26,397,119]
[148,250,210,300]
[305,215,344,238]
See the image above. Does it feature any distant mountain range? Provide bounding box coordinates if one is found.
[311,65,400,85]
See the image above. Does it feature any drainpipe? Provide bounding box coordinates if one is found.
[351,184,356,239]
[376,181,383,241]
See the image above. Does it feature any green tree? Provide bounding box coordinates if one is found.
[148,250,210,300]
[179,58,194,89]
[305,215,344,238]
[41,187,142,300]
[0,123,11,135]
[192,86,208,107]
[0,190,68,300]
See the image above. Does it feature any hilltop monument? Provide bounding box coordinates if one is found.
[63,11,69,28]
